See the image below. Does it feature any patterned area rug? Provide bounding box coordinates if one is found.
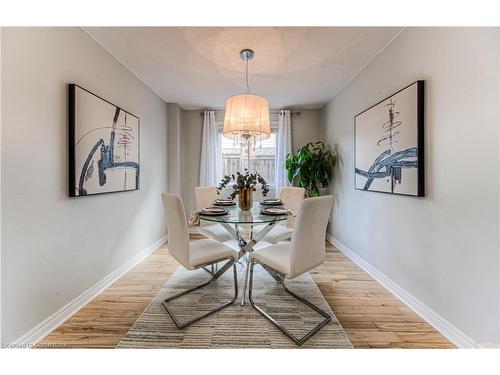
[117,261,352,348]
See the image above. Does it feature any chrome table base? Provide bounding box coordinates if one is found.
[223,221,279,306]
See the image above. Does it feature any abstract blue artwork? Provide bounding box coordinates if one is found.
[69,84,140,197]
[355,81,424,197]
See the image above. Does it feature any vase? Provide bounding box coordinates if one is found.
[238,187,253,211]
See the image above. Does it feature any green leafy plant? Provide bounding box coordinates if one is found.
[216,169,270,200]
[285,141,336,197]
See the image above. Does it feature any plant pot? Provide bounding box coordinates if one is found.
[238,187,253,211]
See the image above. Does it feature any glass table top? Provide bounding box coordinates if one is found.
[198,202,288,224]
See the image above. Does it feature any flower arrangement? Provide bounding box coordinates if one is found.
[216,169,270,200]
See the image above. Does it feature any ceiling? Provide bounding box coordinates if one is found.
[85,27,403,109]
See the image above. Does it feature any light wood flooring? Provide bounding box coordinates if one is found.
[37,235,454,348]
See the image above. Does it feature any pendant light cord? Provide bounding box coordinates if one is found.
[245,58,251,94]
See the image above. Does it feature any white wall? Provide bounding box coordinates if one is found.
[322,27,500,346]
[0,26,3,343]
[179,109,203,214]
[291,109,323,153]
[167,103,182,195]
[1,28,168,344]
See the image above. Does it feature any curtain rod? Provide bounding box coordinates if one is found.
[199,110,302,116]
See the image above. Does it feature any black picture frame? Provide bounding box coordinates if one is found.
[68,84,141,197]
[354,80,425,197]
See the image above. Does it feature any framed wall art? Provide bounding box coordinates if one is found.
[354,80,424,197]
[68,84,140,197]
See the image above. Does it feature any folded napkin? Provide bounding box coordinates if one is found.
[188,211,200,227]
[286,209,296,228]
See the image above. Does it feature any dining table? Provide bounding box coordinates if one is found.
[198,202,289,306]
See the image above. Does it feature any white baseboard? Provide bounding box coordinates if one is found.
[326,233,478,348]
[477,343,500,348]
[11,234,168,347]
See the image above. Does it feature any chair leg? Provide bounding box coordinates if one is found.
[248,260,332,346]
[202,266,214,276]
[162,258,238,329]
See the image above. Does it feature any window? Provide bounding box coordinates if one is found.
[216,109,279,187]
[220,133,277,186]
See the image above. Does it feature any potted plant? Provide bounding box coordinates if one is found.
[285,141,336,197]
[217,169,270,210]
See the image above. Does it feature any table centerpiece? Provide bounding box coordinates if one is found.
[216,169,270,211]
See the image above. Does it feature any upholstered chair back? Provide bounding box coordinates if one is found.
[161,193,190,267]
[279,187,305,227]
[194,186,219,227]
[289,195,333,278]
[194,186,219,210]
[280,187,305,210]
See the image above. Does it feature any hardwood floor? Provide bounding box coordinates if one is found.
[310,245,454,348]
[37,236,454,348]
[36,245,177,348]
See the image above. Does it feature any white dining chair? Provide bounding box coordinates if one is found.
[161,193,238,329]
[194,186,234,242]
[260,186,305,244]
[248,195,334,345]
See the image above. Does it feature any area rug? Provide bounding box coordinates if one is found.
[117,262,352,348]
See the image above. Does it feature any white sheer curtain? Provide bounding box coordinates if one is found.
[199,110,221,186]
[275,109,292,196]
